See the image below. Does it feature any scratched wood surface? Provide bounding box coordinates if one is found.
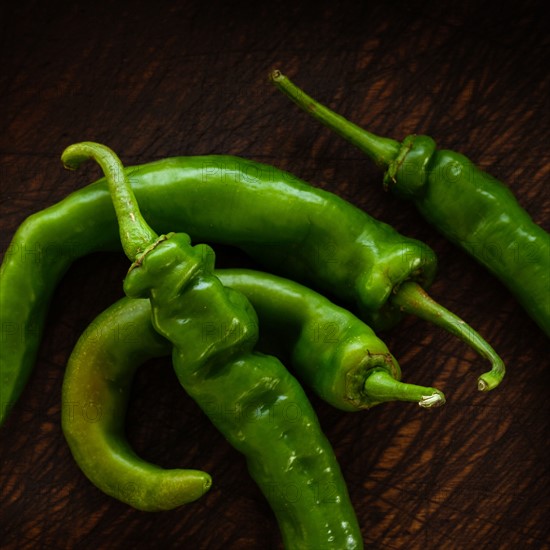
[1,1,549,548]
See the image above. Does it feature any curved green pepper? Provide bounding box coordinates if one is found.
[270,70,550,337]
[0,152,503,427]
[62,296,211,511]
[62,142,363,549]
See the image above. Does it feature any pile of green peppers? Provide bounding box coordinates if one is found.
[1,71,548,550]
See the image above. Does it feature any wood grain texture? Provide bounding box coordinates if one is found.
[1,1,548,548]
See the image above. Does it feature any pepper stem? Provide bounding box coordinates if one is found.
[270,70,400,168]
[391,282,505,391]
[61,142,158,261]
[363,369,445,408]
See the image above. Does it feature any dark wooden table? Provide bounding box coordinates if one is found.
[1,1,549,548]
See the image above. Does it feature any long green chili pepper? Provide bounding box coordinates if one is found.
[270,70,550,337]
[0,153,504,427]
[62,267,444,512]
[62,142,363,549]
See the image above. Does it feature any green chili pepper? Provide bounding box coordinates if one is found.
[62,142,363,549]
[220,269,445,409]
[0,153,503,427]
[270,70,550,337]
[62,267,443,513]
[62,296,211,511]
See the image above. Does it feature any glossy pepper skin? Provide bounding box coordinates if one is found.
[270,70,550,337]
[62,142,363,550]
[0,155,505,426]
[62,268,444,515]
